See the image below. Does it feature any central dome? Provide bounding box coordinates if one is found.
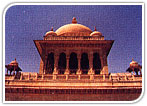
[55,17,92,36]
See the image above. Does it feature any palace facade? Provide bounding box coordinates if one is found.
[34,17,113,76]
[5,17,142,101]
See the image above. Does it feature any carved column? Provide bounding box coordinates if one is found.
[53,53,59,76]
[139,67,142,75]
[6,69,8,75]
[43,43,47,74]
[36,73,38,80]
[100,52,108,75]
[124,75,127,81]
[109,74,112,80]
[103,74,105,81]
[132,74,135,81]
[42,74,44,80]
[78,55,81,71]
[76,53,82,75]
[13,66,16,75]
[132,68,135,75]
[65,54,70,75]
[28,73,30,80]
[43,55,48,74]
[76,53,81,80]
[88,52,94,75]
[20,72,23,80]
[88,52,94,80]
[10,70,12,75]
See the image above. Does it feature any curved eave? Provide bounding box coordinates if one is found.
[34,40,114,59]
[5,65,22,71]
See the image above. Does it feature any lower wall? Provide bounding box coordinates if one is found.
[5,88,142,101]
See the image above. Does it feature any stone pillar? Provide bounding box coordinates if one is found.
[43,55,48,74]
[64,55,70,75]
[20,72,23,80]
[88,52,94,80]
[88,52,94,75]
[42,74,44,80]
[132,74,135,81]
[78,75,81,80]
[28,73,30,80]
[103,74,105,81]
[76,53,82,75]
[13,66,16,75]
[124,75,127,81]
[66,75,68,80]
[36,73,38,80]
[6,69,8,75]
[53,53,59,80]
[10,70,12,75]
[100,53,108,75]
[132,68,135,75]
[139,68,142,75]
[53,54,59,76]
[109,74,112,80]
[39,58,44,74]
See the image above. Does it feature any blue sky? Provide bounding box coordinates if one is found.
[5,5,142,73]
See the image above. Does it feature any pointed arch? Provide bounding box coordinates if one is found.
[69,52,78,74]
[58,52,66,74]
[93,52,101,74]
[46,52,54,74]
[81,53,89,74]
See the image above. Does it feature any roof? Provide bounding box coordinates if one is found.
[9,58,18,66]
[5,65,22,71]
[45,27,57,37]
[5,58,22,71]
[55,17,92,36]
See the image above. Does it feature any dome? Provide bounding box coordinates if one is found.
[55,17,92,36]
[90,31,102,36]
[130,58,138,68]
[10,58,18,66]
[90,27,102,36]
[45,27,57,36]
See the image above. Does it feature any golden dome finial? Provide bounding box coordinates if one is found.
[132,58,134,61]
[94,26,97,31]
[51,27,53,31]
[15,58,16,61]
[72,17,77,24]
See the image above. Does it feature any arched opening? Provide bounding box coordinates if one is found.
[46,52,54,74]
[93,53,101,74]
[69,52,78,74]
[81,53,89,74]
[58,52,66,74]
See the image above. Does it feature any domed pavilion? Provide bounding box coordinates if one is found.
[126,58,142,75]
[34,17,114,76]
[5,58,22,75]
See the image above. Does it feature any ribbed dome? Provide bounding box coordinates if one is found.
[45,31,57,36]
[90,31,102,36]
[130,58,138,68]
[45,27,57,36]
[10,58,18,66]
[55,17,92,36]
[90,27,102,36]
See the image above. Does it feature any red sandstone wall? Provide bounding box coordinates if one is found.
[5,88,142,101]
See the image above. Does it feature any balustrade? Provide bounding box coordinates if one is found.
[9,72,142,81]
[45,36,104,41]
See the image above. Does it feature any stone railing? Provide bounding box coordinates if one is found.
[5,75,15,80]
[5,72,142,81]
[44,36,104,40]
